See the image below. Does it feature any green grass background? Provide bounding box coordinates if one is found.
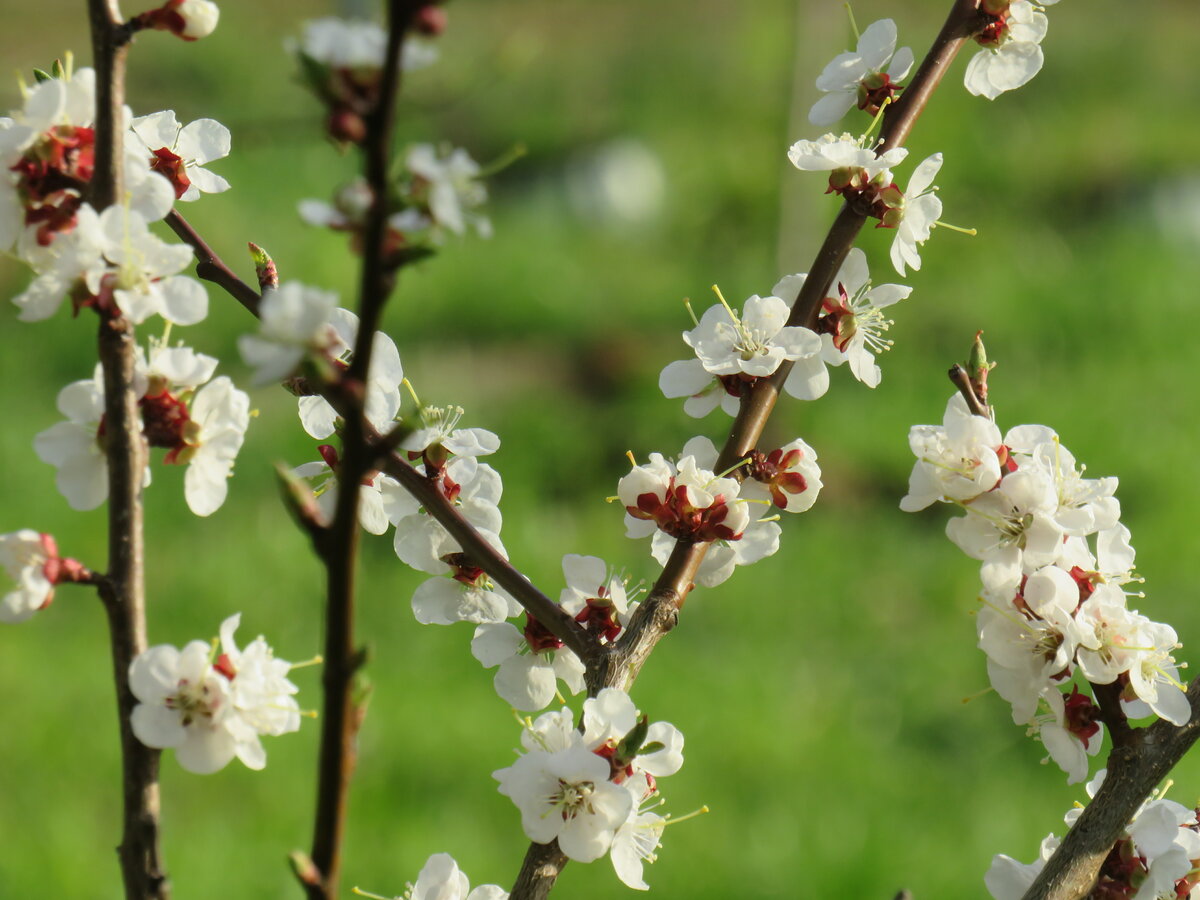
[2,0,1199,897]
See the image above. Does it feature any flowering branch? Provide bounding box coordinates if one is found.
[504,3,993,897]
[1025,681,1200,899]
[163,217,596,663]
[302,4,476,897]
[87,0,169,897]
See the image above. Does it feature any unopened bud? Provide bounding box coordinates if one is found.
[247,242,278,290]
[966,330,995,404]
[981,0,1011,15]
[177,0,219,39]
[414,5,447,37]
[274,462,326,535]
[136,0,220,41]
[327,107,367,145]
[288,851,321,887]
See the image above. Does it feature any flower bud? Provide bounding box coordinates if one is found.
[136,0,220,42]
[177,0,219,39]
[414,5,447,37]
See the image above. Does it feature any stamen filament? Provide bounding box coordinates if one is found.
[664,805,711,826]
[844,2,861,40]
[934,220,978,236]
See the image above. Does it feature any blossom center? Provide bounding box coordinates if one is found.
[165,676,222,726]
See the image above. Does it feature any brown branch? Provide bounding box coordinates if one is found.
[507,2,991,895]
[164,210,262,315]
[1024,678,1200,899]
[88,1,169,897]
[948,363,990,418]
[303,4,435,897]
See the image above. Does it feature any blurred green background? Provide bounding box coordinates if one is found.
[2,0,1199,897]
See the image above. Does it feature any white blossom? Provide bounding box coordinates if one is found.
[0,530,56,623]
[406,144,491,239]
[965,1,1053,100]
[472,621,586,711]
[809,18,914,127]
[787,132,907,178]
[129,614,302,773]
[238,282,340,385]
[889,153,943,276]
[296,307,404,438]
[130,110,231,201]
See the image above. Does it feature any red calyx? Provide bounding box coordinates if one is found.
[213,653,237,681]
[10,124,95,245]
[975,11,1011,48]
[149,146,192,199]
[816,283,855,352]
[443,552,486,587]
[1063,686,1102,748]
[574,597,622,643]
[414,5,447,36]
[749,448,808,510]
[140,387,194,460]
[856,73,904,117]
[995,445,1019,475]
[523,614,563,653]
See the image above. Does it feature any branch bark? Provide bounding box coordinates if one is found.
[303,3,428,897]
[88,0,169,896]
[1025,679,1200,899]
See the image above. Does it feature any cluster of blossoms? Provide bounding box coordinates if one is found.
[299,142,491,251]
[0,60,250,518]
[356,852,508,900]
[128,614,304,773]
[791,5,1059,276]
[987,770,1200,899]
[290,14,440,144]
[902,393,1189,784]
[35,342,250,516]
[241,282,591,713]
[659,250,911,414]
[494,688,689,890]
[291,16,491,258]
[618,435,807,588]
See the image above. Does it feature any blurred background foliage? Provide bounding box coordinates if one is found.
[2,0,1199,897]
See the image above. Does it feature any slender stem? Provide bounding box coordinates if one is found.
[304,3,424,897]
[948,363,990,417]
[88,0,169,896]
[164,210,261,315]
[304,447,364,900]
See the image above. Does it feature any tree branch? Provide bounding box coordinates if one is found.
[164,210,261,315]
[508,2,989,894]
[303,4,437,896]
[1024,678,1200,899]
[88,0,169,896]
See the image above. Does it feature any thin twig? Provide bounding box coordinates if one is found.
[88,0,169,897]
[304,3,429,897]
[164,210,262,315]
[948,364,990,417]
